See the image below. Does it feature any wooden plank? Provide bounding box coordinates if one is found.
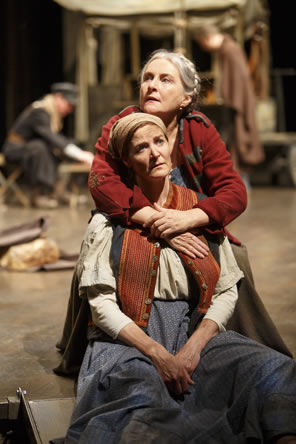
[260,132,296,146]
[27,398,75,443]
[58,162,90,174]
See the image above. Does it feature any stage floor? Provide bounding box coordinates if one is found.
[0,186,295,402]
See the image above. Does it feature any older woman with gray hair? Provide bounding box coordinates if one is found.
[62,113,296,444]
[85,48,291,358]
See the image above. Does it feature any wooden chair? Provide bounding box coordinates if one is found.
[0,153,30,207]
[58,161,91,208]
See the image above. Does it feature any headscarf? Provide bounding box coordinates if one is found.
[108,113,167,160]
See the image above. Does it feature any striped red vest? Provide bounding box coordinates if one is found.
[117,183,220,328]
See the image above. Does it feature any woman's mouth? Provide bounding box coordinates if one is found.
[145,96,159,103]
[150,162,164,170]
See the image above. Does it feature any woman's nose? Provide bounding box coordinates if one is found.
[147,78,157,91]
[150,146,160,158]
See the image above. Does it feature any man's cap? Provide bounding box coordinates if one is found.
[51,82,79,106]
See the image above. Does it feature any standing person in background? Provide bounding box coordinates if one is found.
[2,82,94,209]
[194,25,265,188]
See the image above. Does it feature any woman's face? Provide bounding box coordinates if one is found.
[139,58,191,120]
[125,124,172,183]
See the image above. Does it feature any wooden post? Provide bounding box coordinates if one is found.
[130,22,140,77]
[75,20,89,143]
[174,10,187,54]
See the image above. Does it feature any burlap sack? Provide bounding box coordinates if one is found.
[0,238,60,271]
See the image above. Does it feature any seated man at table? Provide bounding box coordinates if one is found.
[2,82,94,208]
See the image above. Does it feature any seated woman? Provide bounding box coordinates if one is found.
[63,114,296,444]
[87,48,291,357]
[55,50,291,379]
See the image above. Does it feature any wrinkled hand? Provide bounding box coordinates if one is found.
[175,344,201,379]
[144,203,195,238]
[165,232,209,259]
[150,345,194,395]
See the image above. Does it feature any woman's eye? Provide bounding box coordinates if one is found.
[143,74,153,82]
[156,138,164,146]
[136,145,146,153]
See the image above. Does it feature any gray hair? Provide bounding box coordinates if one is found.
[139,49,201,112]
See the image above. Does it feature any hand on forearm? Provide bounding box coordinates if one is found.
[165,232,209,258]
[145,204,210,238]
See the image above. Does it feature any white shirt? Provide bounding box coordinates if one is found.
[77,213,244,339]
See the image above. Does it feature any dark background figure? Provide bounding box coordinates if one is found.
[1,82,94,208]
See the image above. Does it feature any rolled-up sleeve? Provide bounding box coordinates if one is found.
[78,213,133,339]
[87,286,133,339]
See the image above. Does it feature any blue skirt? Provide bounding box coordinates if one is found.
[65,301,296,443]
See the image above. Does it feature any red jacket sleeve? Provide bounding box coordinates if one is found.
[197,122,247,226]
[89,109,247,243]
[89,109,151,225]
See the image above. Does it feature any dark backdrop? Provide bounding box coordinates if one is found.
[0,0,63,148]
[0,0,295,149]
[268,0,296,132]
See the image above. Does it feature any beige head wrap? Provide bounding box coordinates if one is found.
[108,113,167,160]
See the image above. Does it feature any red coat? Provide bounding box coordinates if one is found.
[89,106,247,244]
